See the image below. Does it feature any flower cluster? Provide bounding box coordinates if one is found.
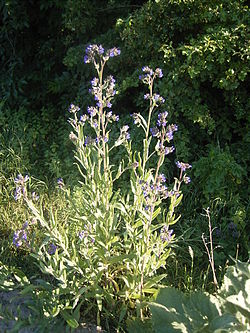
[150,113,178,156]
[68,45,121,151]
[175,161,192,184]
[176,161,192,172]
[139,66,163,83]
[13,221,29,247]
[84,44,120,64]
[160,226,174,243]
[14,174,29,201]
[88,74,119,120]
[13,229,27,247]
[68,104,80,114]
[140,176,176,211]
[84,44,104,63]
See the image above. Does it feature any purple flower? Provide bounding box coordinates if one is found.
[155,68,163,78]
[80,114,89,124]
[157,112,168,127]
[183,175,191,184]
[87,106,97,117]
[171,124,178,132]
[176,161,192,171]
[121,125,129,132]
[22,221,28,229]
[106,47,121,57]
[125,133,130,140]
[142,66,153,76]
[84,136,93,146]
[79,230,86,241]
[14,174,29,186]
[99,45,104,54]
[106,111,113,118]
[13,229,27,247]
[48,243,57,255]
[106,101,112,108]
[68,104,80,113]
[91,77,99,87]
[165,146,175,155]
[131,113,141,125]
[113,115,119,122]
[153,94,165,104]
[84,44,105,63]
[158,174,166,183]
[150,127,160,137]
[57,178,64,188]
[160,227,173,243]
[144,93,150,100]
[166,130,173,141]
[14,187,22,201]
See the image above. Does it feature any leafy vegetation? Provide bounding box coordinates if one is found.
[0,0,249,331]
[128,259,250,332]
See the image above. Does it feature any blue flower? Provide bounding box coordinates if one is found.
[84,44,106,63]
[176,161,192,171]
[155,68,163,78]
[165,146,175,155]
[57,178,64,188]
[157,112,168,127]
[13,229,27,247]
[79,230,86,240]
[150,127,160,137]
[91,77,99,87]
[14,174,29,185]
[107,47,121,57]
[106,101,112,108]
[160,228,173,243]
[68,104,80,113]
[48,243,57,255]
[158,174,166,183]
[183,175,191,184]
[14,187,22,201]
[166,130,173,141]
[87,106,97,117]
[153,94,165,104]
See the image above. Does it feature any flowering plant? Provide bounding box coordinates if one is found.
[12,45,191,330]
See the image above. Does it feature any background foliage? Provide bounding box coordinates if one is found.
[0,0,249,315]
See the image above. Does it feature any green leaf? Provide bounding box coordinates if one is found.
[61,309,79,328]
[208,313,241,332]
[127,317,152,333]
[144,274,167,289]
